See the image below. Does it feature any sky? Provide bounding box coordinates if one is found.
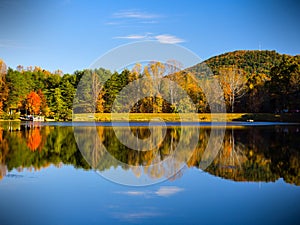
[0,0,299,74]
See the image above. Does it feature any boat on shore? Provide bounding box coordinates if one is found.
[19,115,45,122]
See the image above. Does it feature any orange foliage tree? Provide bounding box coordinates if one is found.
[26,91,41,115]
[37,89,50,116]
[0,59,8,112]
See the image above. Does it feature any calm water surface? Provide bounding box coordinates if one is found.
[0,121,299,225]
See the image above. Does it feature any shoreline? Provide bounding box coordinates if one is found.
[74,113,300,122]
[1,113,300,123]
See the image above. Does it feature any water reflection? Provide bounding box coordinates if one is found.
[0,122,299,185]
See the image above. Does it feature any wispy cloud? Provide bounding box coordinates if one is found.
[155,186,184,197]
[113,10,161,19]
[106,9,162,27]
[114,33,185,44]
[0,40,14,48]
[109,10,185,44]
[115,190,152,198]
[113,34,150,40]
[104,21,121,25]
[139,20,159,24]
[154,34,185,44]
[116,190,148,196]
[0,39,24,49]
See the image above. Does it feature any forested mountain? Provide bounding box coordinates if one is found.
[189,50,300,112]
[0,50,299,120]
[191,50,287,76]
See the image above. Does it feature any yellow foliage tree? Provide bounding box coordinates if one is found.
[219,66,247,112]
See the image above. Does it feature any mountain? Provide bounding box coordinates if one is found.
[186,50,300,113]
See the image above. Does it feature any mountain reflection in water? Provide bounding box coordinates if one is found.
[0,122,299,185]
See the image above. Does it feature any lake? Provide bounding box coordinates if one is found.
[0,121,299,225]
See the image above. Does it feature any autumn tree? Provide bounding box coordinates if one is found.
[0,59,7,78]
[267,58,300,111]
[129,63,142,112]
[219,66,247,112]
[0,59,8,112]
[37,89,50,116]
[130,63,142,82]
[149,61,165,95]
[26,91,42,115]
[91,71,102,111]
[166,60,182,106]
[141,65,154,112]
[246,72,270,112]
[143,62,166,113]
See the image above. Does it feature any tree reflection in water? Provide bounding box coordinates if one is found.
[0,122,299,185]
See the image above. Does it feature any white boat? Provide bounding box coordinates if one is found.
[19,115,44,122]
[33,116,45,122]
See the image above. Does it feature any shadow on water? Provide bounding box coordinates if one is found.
[0,122,299,185]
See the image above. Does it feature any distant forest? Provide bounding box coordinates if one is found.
[0,50,299,120]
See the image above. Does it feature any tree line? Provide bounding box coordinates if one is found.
[0,50,299,120]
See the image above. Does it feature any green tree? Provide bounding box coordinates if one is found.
[6,68,31,111]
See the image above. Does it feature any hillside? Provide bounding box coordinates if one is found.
[187,50,300,113]
[189,50,298,77]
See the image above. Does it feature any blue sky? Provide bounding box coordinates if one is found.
[0,0,299,74]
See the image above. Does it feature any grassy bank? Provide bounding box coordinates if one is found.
[1,113,299,122]
[72,113,300,122]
